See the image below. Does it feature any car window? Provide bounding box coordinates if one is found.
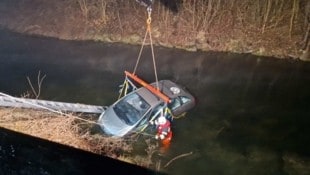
[168,96,191,111]
[151,103,165,118]
[168,98,181,111]
[180,96,191,104]
[113,92,150,126]
[137,109,152,127]
[139,103,165,126]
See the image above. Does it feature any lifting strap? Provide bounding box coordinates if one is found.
[133,6,160,90]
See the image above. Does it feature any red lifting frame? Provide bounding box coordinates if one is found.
[124,71,171,103]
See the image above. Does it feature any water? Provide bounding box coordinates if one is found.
[1,28,310,175]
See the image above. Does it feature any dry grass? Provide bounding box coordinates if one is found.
[0,107,165,170]
[0,0,307,59]
[0,107,156,166]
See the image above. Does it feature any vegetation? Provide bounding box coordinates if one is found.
[0,0,308,59]
[0,107,164,170]
[0,76,162,170]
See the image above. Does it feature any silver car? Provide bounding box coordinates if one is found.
[98,80,195,137]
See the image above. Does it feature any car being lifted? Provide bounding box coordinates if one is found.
[97,71,196,137]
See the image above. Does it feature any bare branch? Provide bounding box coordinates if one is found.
[164,151,193,168]
[26,71,46,99]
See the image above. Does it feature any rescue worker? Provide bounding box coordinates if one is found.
[154,116,171,140]
[151,116,173,153]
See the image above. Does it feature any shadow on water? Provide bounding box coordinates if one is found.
[0,127,163,175]
[1,28,310,174]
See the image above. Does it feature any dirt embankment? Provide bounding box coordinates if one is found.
[0,107,159,169]
[0,0,309,60]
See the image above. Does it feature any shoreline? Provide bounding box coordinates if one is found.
[0,0,308,61]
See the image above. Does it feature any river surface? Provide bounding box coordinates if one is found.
[1,28,310,175]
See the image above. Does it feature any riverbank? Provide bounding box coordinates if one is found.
[0,0,309,60]
[0,107,160,170]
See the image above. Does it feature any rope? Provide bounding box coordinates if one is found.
[133,6,159,89]
[118,78,129,99]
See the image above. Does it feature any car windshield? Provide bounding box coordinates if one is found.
[113,92,150,126]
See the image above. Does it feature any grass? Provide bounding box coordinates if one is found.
[0,0,308,59]
[0,107,161,169]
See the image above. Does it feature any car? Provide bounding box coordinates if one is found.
[97,71,196,137]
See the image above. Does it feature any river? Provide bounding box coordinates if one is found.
[1,28,310,175]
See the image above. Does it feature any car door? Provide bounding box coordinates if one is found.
[135,102,165,133]
[169,96,193,116]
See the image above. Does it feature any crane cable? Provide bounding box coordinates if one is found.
[133,6,159,90]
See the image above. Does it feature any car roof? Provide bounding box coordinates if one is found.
[151,80,194,100]
[135,87,162,107]
[135,80,194,106]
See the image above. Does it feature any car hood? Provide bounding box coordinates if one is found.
[97,106,134,137]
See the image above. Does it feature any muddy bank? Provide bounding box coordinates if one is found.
[0,107,162,170]
[0,127,160,175]
[0,0,309,60]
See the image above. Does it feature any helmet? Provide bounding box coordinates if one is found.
[157,116,167,125]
